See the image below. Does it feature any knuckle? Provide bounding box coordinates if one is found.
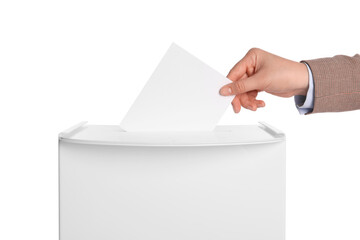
[246,48,263,67]
[234,80,246,93]
[248,47,260,55]
[248,47,265,58]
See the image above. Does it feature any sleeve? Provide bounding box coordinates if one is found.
[301,54,360,114]
[295,62,314,115]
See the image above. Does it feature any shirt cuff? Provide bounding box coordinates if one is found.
[294,62,314,115]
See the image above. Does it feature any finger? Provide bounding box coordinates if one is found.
[231,96,241,113]
[219,75,262,96]
[256,100,265,108]
[239,93,265,111]
[247,91,265,108]
[239,93,257,111]
[227,55,252,81]
[247,90,258,98]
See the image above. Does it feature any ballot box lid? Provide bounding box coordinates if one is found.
[59,121,285,147]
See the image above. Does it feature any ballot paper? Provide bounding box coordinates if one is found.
[120,43,232,132]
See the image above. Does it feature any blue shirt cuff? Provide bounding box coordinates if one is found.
[294,62,314,115]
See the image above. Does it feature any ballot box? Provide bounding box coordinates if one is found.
[59,121,285,240]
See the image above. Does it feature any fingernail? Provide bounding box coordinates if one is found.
[219,86,232,96]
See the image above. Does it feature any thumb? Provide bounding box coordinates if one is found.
[219,75,263,96]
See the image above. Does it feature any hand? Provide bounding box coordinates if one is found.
[219,48,309,113]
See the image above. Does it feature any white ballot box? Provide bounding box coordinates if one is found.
[59,122,285,240]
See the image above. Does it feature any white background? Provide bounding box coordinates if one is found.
[0,0,359,239]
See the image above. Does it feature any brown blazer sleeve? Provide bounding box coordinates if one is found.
[302,54,360,113]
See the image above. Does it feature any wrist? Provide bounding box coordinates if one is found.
[295,62,309,96]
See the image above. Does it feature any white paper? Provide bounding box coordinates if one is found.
[120,43,232,132]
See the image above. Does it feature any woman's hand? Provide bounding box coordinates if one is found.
[220,48,309,113]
